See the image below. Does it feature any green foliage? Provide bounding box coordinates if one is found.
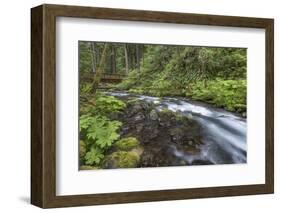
[78,42,248,170]
[80,83,92,96]
[115,137,139,151]
[84,146,105,165]
[94,94,126,114]
[189,79,246,112]
[148,76,173,97]
[128,88,145,95]
[79,41,133,75]
[116,45,246,113]
[79,94,124,167]
[80,93,126,116]
[80,115,122,149]
[79,41,246,90]
[117,70,140,90]
[79,42,92,74]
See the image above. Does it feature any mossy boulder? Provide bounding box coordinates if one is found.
[149,109,159,120]
[103,151,140,169]
[127,98,140,104]
[161,108,170,113]
[79,140,87,162]
[115,137,139,151]
[79,165,98,170]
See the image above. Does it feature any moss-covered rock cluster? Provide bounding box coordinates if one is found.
[79,93,208,170]
[103,137,142,169]
[114,137,139,151]
[104,150,139,168]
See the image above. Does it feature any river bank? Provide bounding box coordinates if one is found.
[80,90,247,169]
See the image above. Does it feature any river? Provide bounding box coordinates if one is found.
[105,91,247,166]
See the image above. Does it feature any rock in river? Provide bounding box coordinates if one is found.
[113,96,204,167]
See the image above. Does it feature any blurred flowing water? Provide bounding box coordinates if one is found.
[106,91,247,165]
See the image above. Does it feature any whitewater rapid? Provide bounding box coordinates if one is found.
[106,91,247,165]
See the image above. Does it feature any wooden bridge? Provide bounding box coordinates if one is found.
[81,72,127,84]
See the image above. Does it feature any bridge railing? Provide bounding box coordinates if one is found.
[81,72,127,83]
[100,73,127,79]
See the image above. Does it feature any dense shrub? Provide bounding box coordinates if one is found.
[79,93,126,167]
[188,79,246,112]
[117,47,246,113]
[80,114,122,166]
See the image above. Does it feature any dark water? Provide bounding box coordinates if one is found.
[106,91,247,165]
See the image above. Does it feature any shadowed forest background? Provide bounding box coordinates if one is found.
[79,41,247,170]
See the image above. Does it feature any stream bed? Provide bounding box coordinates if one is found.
[105,91,247,167]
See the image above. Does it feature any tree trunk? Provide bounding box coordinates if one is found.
[91,44,109,94]
[124,44,129,74]
[131,46,135,70]
[142,45,145,67]
[111,45,116,73]
[89,42,96,73]
[95,44,100,67]
[136,44,140,72]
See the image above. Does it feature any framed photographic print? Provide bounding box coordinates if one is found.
[31,4,274,208]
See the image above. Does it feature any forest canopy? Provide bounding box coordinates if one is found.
[79,41,247,113]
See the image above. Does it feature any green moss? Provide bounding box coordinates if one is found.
[161,108,171,114]
[107,151,140,168]
[115,137,139,151]
[79,165,98,170]
[175,112,185,121]
[126,98,141,106]
[79,140,87,160]
[159,108,176,118]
